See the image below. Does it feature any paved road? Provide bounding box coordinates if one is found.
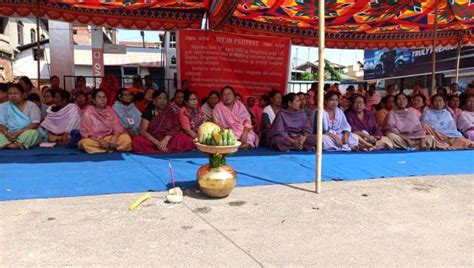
[1,175,473,267]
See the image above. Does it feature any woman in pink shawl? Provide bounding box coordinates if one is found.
[99,74,121,106]
[384,93,443,150]
[132,90,194,154]
[40,90,81,148]
[212,86,259,149]
[79,90,132,154]
[457,95,474,141]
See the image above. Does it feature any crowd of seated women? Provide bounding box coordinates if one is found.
[1,75,473,154]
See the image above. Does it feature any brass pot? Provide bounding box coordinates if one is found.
[197,164,236,198]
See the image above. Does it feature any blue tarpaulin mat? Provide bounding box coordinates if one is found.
[1,148,473,201]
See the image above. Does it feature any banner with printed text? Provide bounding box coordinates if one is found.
[178,30,291,99]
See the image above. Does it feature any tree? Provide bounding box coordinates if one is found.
[301,72,315,81]
[313,60,343,81]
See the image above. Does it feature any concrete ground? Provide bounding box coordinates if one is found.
[0,175,473,267]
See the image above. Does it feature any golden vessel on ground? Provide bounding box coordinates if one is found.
[195,142,241,198]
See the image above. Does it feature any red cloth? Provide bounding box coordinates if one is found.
[136,101,149,113]
[248,105,263,129]
[128,86,144,95]
[132,133,194,154]
[100,74,121,106]
[132,106,195,153]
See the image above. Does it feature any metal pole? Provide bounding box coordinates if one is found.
[36,0,41,89]
[430,0,439,95]
[455,40,462,83]
[315,0,325,194]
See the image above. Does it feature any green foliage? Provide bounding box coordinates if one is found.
[313,60,343,81]
[301,72,315,81]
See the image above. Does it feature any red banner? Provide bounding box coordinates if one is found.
[177,30,290,99]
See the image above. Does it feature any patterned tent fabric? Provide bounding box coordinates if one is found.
[218,0,474,49]
[0,0,472,48]
[0,0,208,30]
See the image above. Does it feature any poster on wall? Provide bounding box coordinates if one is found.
[364,46,474,80]
[177,30,291,98]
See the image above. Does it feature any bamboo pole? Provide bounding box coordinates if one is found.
[430,0,439,95]
[36,0,41,89]
[455,40,462,83]
[315,0,325,194]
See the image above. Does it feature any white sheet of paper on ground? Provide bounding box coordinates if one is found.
[39,142,56,148]
[166,187,183,203]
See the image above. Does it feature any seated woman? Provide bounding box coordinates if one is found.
[375,95,395,130]
[261,90,282,145]
[366,84,382,111]
[447,95,462,121]
[0,84,41,149]
[345,94,392,150]
[246,96,262,133]
[436,87,449,100]
[321,91,359,151]
[0,83,8,103]
[411,94,428,118]
[422,94,472,150]
[384,93,442,150]
[41,89,55,118]
[42,88,54,106]
[19,76,41,99]
[71,76,92,100]
[411,84,430,106]
[135,88,154,113]
[79,90,132,154]
[27,93,48,119]
[201,91,220,120]
[100,74,120,106]
[113,88,142,138]
[178,91,207,142]
[40,90,81,147]
[457,95,474,141]
[212,86,259,149]
[75,92,89,114]
[169,90,185,114]
[267,93,315,152]
[262,90,282,127]
[132,90,194,153]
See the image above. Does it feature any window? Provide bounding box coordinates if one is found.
[169,32,176,49]
[17,21,24,45]
[40,34,45,40]
[123,66,138,76]
[31,29,36,43]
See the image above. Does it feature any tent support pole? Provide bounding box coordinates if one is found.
[430,0,439,95]
[315,0,325,194]
[455,39,461,84]
[36,0,41,88]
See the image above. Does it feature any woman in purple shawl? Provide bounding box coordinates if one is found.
[345,94,392,150]
[384,93,442,150]
[267,93,315,152]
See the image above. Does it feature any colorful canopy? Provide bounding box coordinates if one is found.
[0,0,208,30]
[0,0,473,49]
[217,0,474,49]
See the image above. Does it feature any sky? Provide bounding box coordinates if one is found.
[118,30,365,68]
[118,29,161,43]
